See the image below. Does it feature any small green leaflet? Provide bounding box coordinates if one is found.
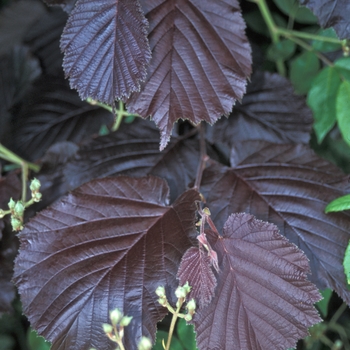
[337,80,350,147]
[325,194,350,213]
[344,242,350,285]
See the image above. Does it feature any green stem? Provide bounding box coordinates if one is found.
[252,0,285,76]
[0,144,40,172]
[277,27,344,45]
[286,35,334,66]
[165,301,183,350]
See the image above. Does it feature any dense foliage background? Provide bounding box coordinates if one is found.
[1,0,350,349]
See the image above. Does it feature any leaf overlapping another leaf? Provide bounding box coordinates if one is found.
[13,176,200,350]
[299,0,350,39]
[128,0,252,150]
[61,0,151,104]
[200,142,350,305]
[193,213,321,350]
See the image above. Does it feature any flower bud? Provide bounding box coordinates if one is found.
[8,198,15,210]
[155,286,166,298]
[0,209,5,219]
[203,207,211,216]
[120,315,133,327]
[11,217,23,231]
[158,298,167,307]
[14,201,25,218]
[184,314,192,322]
[110,308,123,325]
[33,192,42,203]
[30,178,41,192]
[138,336,152,350]
[182,282,191,295]
[102,323,113,334]
[186,299,196,315]
[175,286,186,299]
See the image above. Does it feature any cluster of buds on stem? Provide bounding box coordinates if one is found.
[156,282,196,322]
[30,178,42,202]
[102,308,133,350]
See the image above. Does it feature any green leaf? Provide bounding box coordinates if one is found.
[312,28,342,52]
[316,289,332,318]
[272,0,318,23]
[325,194,350,213]
[28,328,51,350]
[344,241,350,285]
[335,57,350,81]
[177,318,198,350]
[267,39,296,61]
[154,330,183,350]
[307,66,341,142]
[289,51,320,94]
[336,80,350,146]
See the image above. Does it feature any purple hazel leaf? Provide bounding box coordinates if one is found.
[193,213,322,350]
[13,176,200,350]
[128,0,252,150]
[60,0,151,105]
[177,247,217,307]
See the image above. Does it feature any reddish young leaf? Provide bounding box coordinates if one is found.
[13,176,200,350]
[300,0,350,39]
[128,0,252,150]
[206,71,313,146]
[200,142,350,305]
[60,0,151,104]
[177,247,217,307]
[193,213,321,350]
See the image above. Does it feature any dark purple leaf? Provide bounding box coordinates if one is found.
[10,75,114,161]
[13,176,200,350]
[43,0,77,13]
[200,142,350,304]
[60,0,151,104]
[193,213,321,350]
[0,46,41,144]
[0,172,21,315]
[177,246,217,307]
[0,0,46,56]
[63,118,202,202]
[206,71,313,146]
[24,8,68,75]
[128,0,252,150]
[299,0,350,39]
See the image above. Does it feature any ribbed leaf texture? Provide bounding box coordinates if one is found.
[177,246,217,307]
[63,119,202,202]
[299,0,350,39]
[13,176,200,350]
[60,0,151,104]
[193,213,322,350]
[128,0,252,150]
[206,71,313,146]
[200,142,350,304]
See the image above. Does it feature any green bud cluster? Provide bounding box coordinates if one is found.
[156,286,168,307]
[102,308,133,350]
[8,198,24,231]
[137,336,152,350]
[30,178,42,203]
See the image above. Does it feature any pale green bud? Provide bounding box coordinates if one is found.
[11,217,23,231]
[186,299,196,314]
[155,286,166,298]
[119,315,133,327]
[8,198,15,210]
[33,192,42,203]
[0,209,5,219]
[182,282,191,295]
[175,286,186,299]
[158,298,167,307]
[138,336,152,350]
[14,201,25,217]
[102,323,113,334]
[110,308,123,325]
[30,178,41,192]
[203,207,211,216]
[184,314,192,322]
